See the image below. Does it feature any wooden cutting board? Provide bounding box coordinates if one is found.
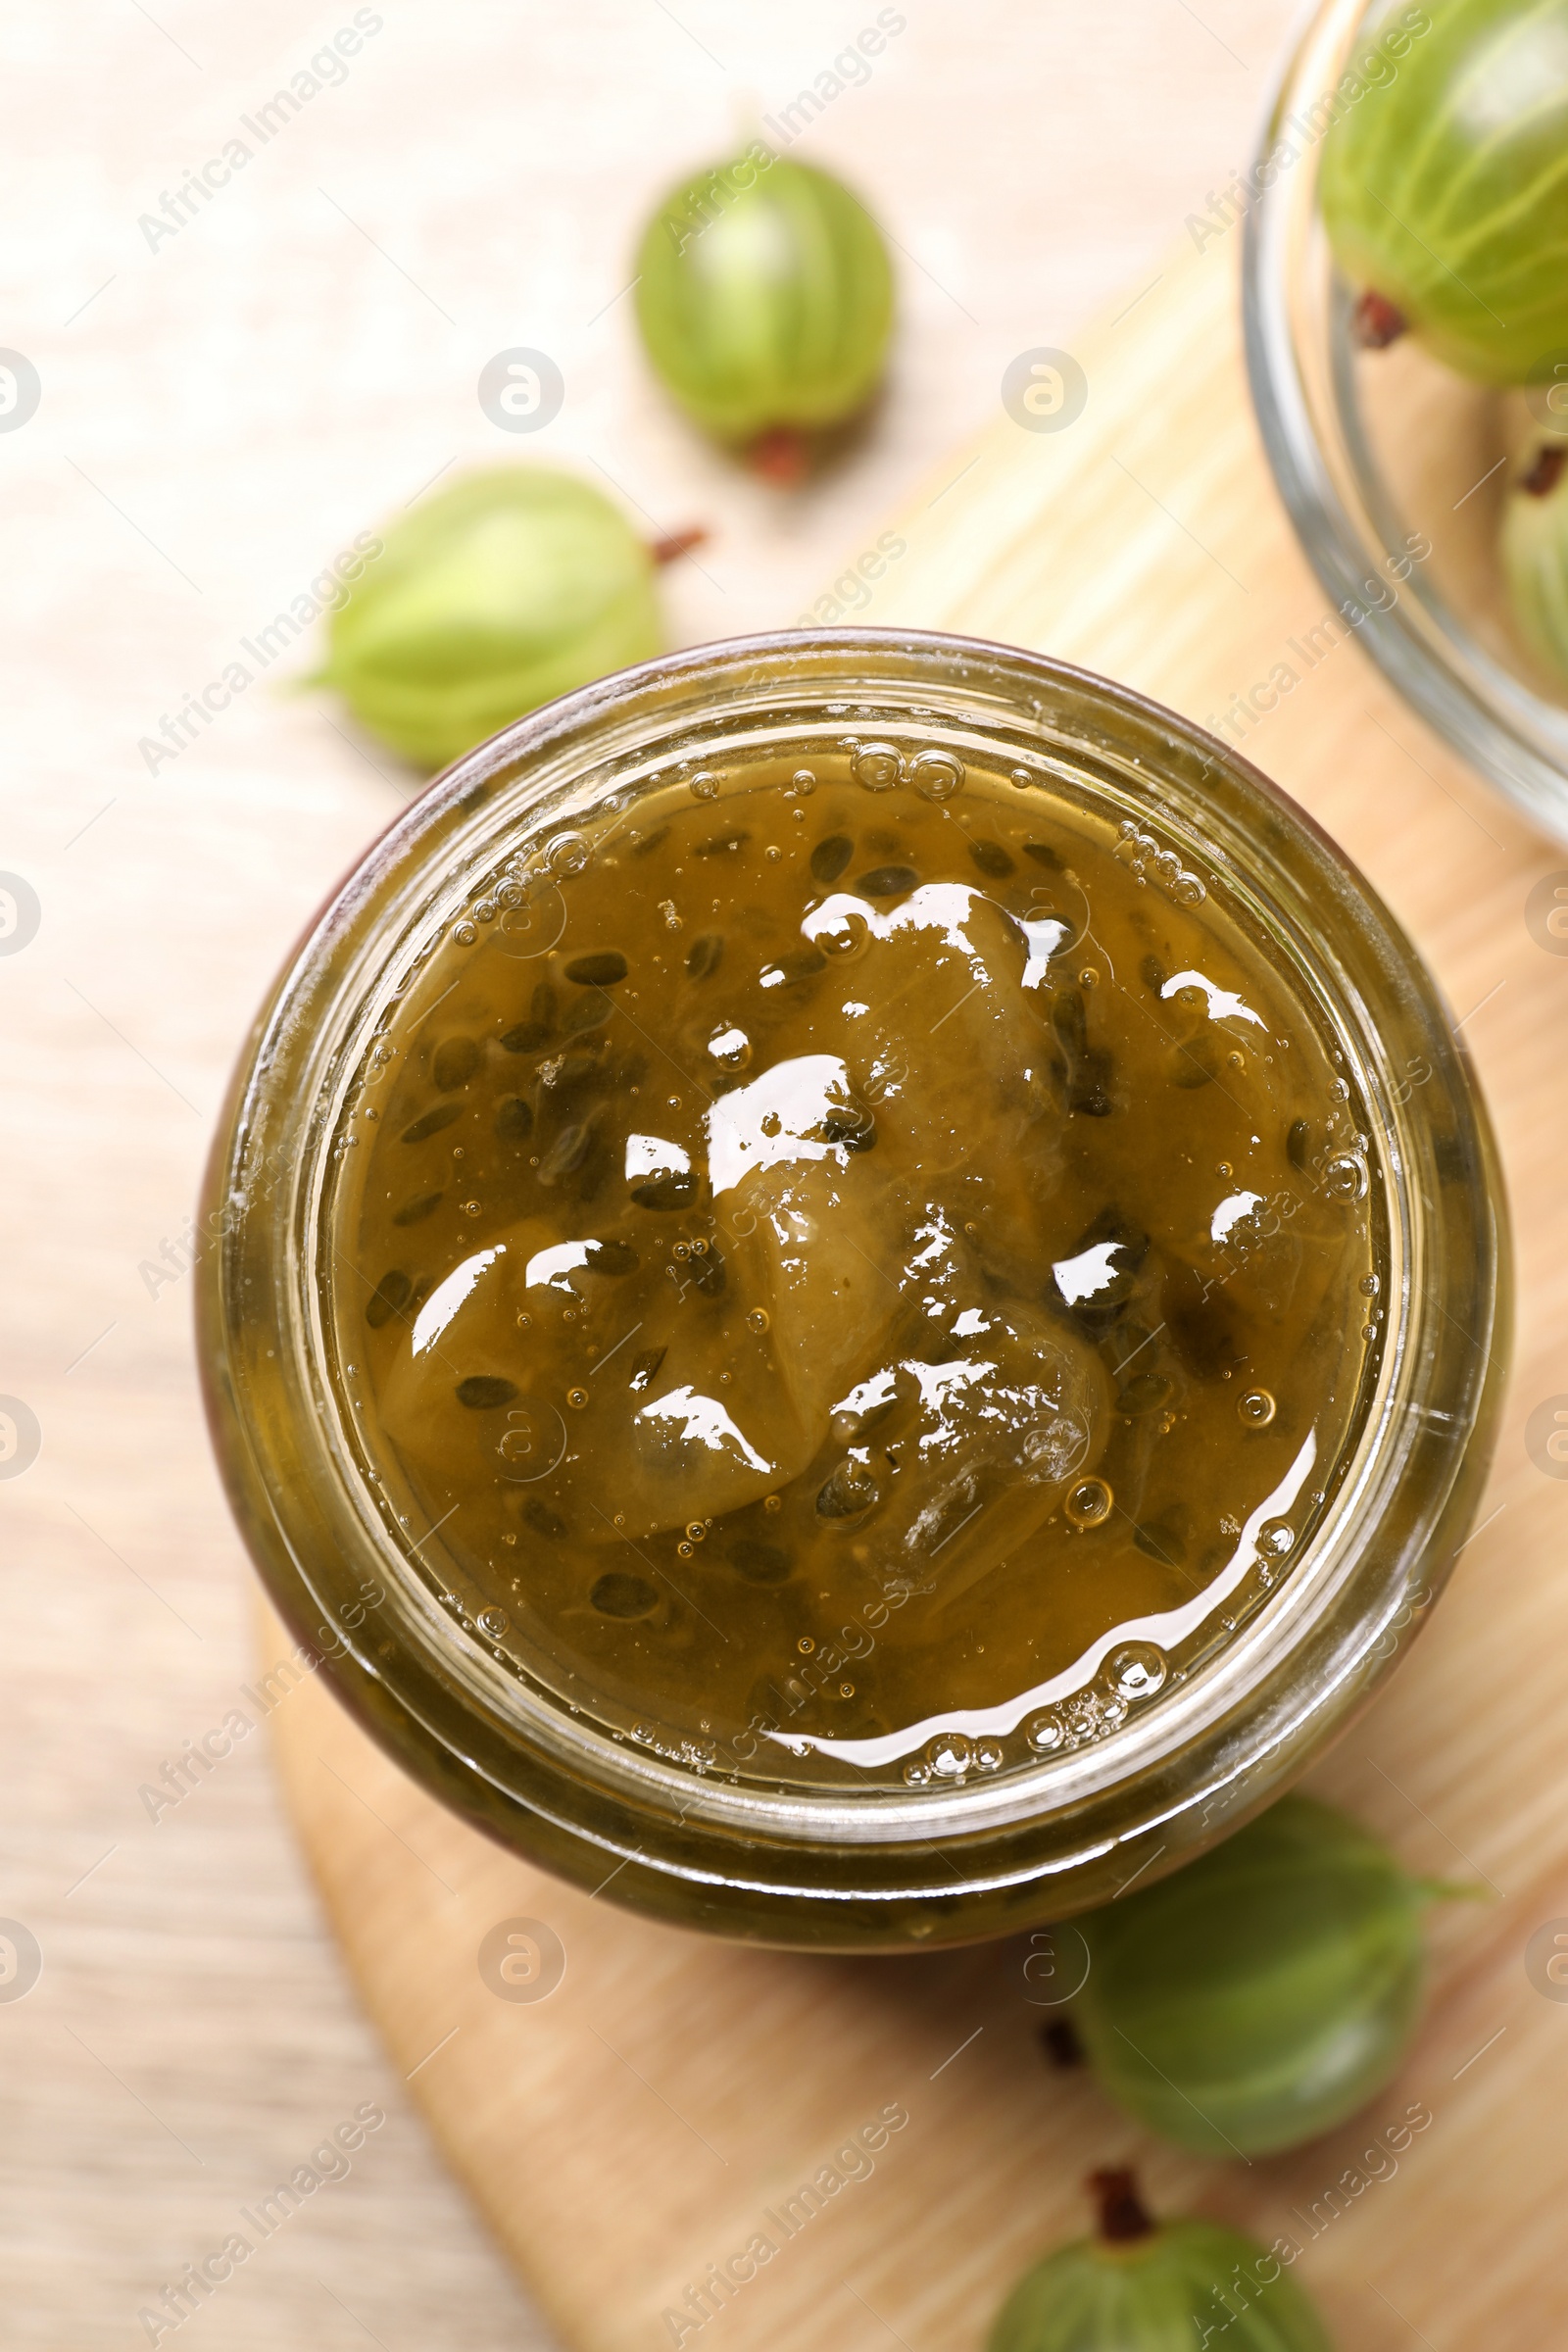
[264,228,1568,2352]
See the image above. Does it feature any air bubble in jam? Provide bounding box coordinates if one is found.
[1109,1642,1167,1700]
[927,1735,972,1781]
[1324,1152,1369,1201]
[909,750,964,801]
[333,735,1379,1794]
[547,833,590,875]
[851,742,903,791]
[708,1022,752,1070]
[1064,1477,1114,1530]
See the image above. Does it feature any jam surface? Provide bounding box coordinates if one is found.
[330,750,1378,1788]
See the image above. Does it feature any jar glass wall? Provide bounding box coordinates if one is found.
[198,630,1507,1949]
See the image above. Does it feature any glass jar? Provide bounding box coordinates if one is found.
[197,629,1508,1949]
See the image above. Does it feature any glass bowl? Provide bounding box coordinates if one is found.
[1244,0,1568,843]
[198,629,1508,1949]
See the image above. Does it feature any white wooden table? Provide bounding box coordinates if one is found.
[1,4,1302,2341]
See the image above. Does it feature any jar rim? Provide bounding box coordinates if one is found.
[200,628,1507,1933]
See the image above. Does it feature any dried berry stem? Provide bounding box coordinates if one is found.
[1351,289,1408,350]
[1040,2018,1086,2070]
[1522,446,1567,500]
[651,527,710,566]
[1089,2167,1156,2243]
[749,425,810,486]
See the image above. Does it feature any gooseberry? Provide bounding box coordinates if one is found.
[634,149,895,481]
[315,467,665,771]
[989,2169,1332,2352]
[1071,1794,1457,2156]
[1500,443,1568,679]
[1318,0,1568,384]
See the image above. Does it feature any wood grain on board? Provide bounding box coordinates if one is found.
[266,229,1568,2352]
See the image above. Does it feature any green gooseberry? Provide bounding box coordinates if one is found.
[989,2169,1332,2352]
[1318,0,1568,384]
[634,150,894,481]
[315,467,664,772]
[1072,1794,1455,2157]
[1500,443,1568,680]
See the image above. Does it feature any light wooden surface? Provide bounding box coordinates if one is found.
[0,5,1310,2345]
[270,230,1568,2350]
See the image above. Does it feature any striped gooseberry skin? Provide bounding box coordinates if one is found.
[1071,1795,1435,2157]
[1319,0,1568,386]
[989,2208,1332,2352]
[317,469,662,771]
[634,154,894,449]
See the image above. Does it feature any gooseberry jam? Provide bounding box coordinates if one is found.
[334,754,1376,1793]
[201,632,1504,1943]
